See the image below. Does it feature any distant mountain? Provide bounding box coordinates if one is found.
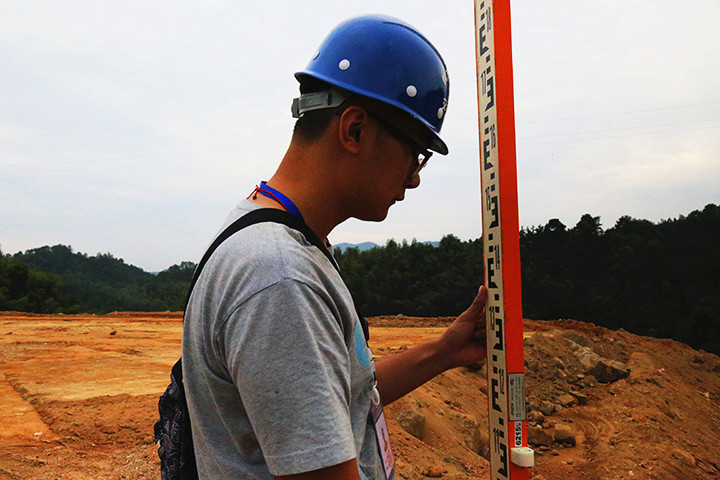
[334,241,439,252]
[333,242,379,252]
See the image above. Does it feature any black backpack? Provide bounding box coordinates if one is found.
[153,208,369,480]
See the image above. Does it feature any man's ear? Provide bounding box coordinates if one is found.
[349,128,360,143]
[337,106,367,154]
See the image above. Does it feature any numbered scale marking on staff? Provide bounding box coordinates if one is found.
[474,1,534,479]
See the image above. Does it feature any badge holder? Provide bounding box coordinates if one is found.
[370,382,395,480]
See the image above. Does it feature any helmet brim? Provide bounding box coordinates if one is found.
[295,71,448,155]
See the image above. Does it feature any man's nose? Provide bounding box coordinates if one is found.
[406,173,421,189]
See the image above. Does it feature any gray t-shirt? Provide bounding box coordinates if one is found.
[182,200,387,479]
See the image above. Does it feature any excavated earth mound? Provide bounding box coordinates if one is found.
[0,312,718,479]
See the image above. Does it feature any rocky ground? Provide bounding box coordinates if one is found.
[1,312,719,479]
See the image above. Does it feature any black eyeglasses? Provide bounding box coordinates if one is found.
[366,111,433,178]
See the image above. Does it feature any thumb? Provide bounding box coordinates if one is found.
[466,285,487,313]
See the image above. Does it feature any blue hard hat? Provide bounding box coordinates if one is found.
[295,14,450,155]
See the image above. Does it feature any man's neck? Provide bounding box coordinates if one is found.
[255,134,359,242]
[248,177,346,244]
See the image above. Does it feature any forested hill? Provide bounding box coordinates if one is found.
[2,245,194,313]
[336,203,720,355]
[1,203,718,354]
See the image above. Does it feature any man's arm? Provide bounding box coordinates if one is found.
[276,458,362,480]
[374,286,487,405]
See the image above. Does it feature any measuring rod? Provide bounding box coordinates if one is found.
[474,0,534,478]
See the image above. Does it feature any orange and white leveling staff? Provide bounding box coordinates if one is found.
[474,1,535,479]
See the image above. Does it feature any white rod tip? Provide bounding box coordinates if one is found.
[511,447,535,468]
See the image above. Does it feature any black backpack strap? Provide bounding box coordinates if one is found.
[185,208,339,308]
[185,207,368,341]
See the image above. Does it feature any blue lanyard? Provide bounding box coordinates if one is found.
[255,181,305,222]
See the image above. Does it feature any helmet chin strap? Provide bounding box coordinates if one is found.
[291,88,352,118]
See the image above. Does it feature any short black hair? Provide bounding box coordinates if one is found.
[291,78,338,142]
[292,108,337,143]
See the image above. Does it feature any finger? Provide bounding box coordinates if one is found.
[466,285,488,314]
[476,285,487,304]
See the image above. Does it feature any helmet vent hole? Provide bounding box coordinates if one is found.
[406,85,417,97]
[338,59,350,71]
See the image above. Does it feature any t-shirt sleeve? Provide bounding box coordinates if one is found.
[218,278,357,476]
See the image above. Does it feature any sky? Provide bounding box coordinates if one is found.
[2,1,719,272]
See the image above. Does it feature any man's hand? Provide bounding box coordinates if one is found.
[437,285,487,369]
[374,286,488,405]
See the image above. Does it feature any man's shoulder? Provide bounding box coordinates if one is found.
[209,201,335,283]
[187,200,345,320]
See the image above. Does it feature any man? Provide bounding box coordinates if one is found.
[182,14,487,480]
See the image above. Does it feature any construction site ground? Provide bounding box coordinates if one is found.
[1,312,718,480]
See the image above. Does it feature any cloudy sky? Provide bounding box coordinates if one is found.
[2,1,718,272]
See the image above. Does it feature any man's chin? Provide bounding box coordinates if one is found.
[354,209,390,223]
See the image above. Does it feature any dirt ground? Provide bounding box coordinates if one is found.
[1,311,719,480]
